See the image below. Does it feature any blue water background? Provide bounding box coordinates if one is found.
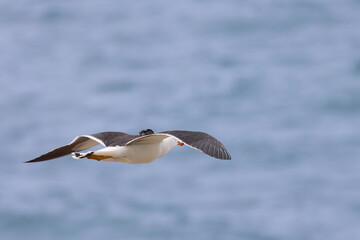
[1,0,360,239]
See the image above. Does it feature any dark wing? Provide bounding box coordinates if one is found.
[91,132,138,147]
[161,130,231,160]
[25,131,135,163]
[125,134,169,146]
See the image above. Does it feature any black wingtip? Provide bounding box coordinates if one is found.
[24,160,35,163]
[24,159,45,163]
[217,154,232,160]
[139,129,155,136]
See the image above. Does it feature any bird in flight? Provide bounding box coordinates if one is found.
[26,129,231,164]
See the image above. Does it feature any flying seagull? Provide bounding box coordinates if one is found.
[26,129,231,164]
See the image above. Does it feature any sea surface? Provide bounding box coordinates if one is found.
[1,0,360,239]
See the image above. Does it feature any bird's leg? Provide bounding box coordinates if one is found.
[87,154,112,161]
[72,151,112,161]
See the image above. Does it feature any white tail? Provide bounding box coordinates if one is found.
[72,151,94,159]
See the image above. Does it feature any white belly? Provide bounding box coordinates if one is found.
[94,137,178,164]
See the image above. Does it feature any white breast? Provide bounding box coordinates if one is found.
[95,136,178,164]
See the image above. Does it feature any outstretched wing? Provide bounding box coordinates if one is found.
[26,131,134,163]
[161,130,231,160]
[124,134,169,146]
[92,132,138,147]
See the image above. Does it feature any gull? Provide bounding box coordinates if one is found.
[26,129,231,164]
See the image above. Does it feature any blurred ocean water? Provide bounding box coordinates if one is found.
[1,0,360,239]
